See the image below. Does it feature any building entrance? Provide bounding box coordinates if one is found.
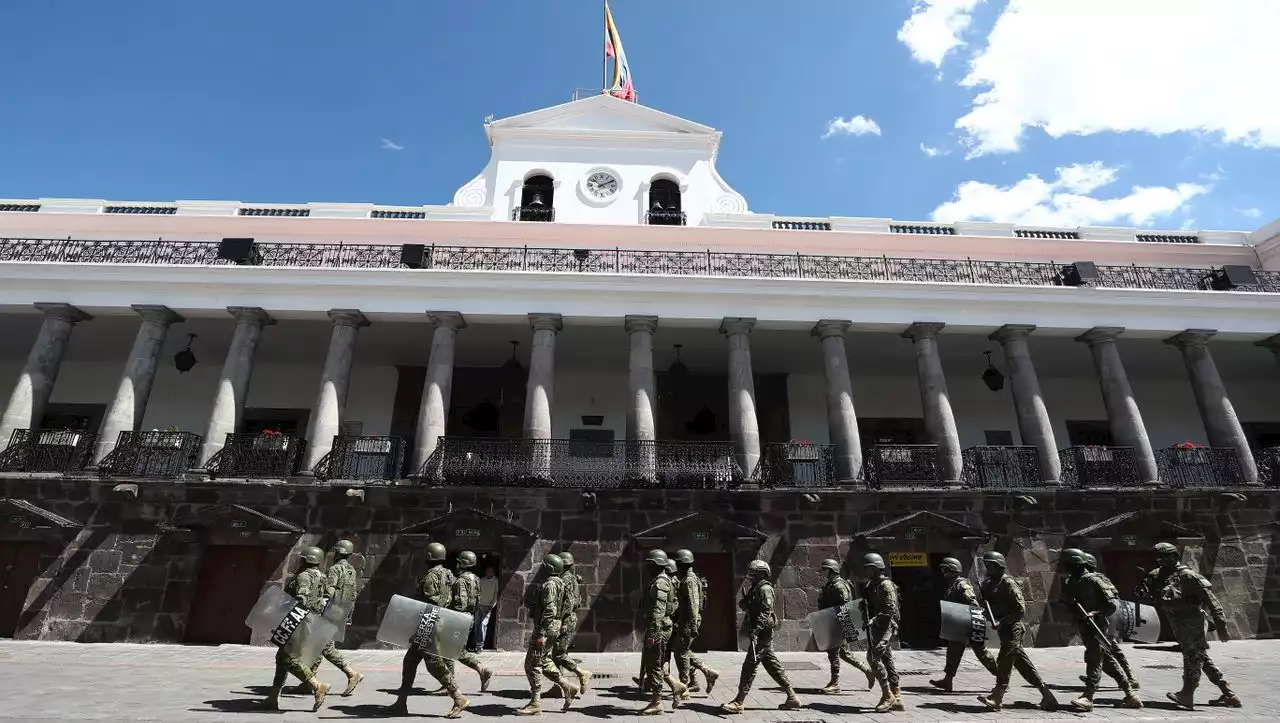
[1101,549,1174,642]
[185,544,272,645]
[692,552,737,651]
[889,553,945,649]
[443,549,499,651]
[0,541,43,638]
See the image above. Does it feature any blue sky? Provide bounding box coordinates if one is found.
[1,0,1275,230]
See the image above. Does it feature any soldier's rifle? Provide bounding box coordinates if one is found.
[1075,601,1120,654]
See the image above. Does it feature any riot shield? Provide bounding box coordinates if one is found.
[376,594,473,661]
[322,598,355,644]
[1110,599,1161,644]
[805,601,865,651]
[244,585,341,668]
[939,600,993,644]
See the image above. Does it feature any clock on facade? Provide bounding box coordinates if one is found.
[585,171,619,199]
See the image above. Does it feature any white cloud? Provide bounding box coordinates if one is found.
[822,116,882,139]
[1236,207,1263,219]
[897,0,984,68]
[380,137,404,151]
[956,0,1280,157]
[931,162,1209,227]
[919,143,943,157]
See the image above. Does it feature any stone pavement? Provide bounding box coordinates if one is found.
[0,640,1276,722]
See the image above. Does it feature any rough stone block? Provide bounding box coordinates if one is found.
[87,573,123,601]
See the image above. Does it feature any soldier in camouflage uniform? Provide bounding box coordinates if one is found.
[929,557,998,692]
[721,559,801,714]
[1079,552,1138,690]
[637,551,689,715]
[816,559,874,694]
[518,553,579,715]
[669,550,719,697]
[1058,548,1142,711]
[297,540,364,696]
[860,553,904,713]
[975,551,1058,712]
[388,542,470,718]
[547,552,590,694]
[450,551,494,693]
[265,546,331,712]
[1136,542,1241,710]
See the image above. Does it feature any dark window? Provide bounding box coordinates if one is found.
[516,175,554,222]
[984,430,1015,446]
[569,428,614,458]
[646,179,684,226]
[1066,420,1113,446]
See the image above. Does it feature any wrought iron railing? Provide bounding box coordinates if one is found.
[511,206,555,222]
[1058,446,1141,488]
[865,444,943,489]
[772,220,831,231]
[0,429,97,473]
[418,437,742,489]
[645,209,686,226]
[205,433,305,479]
[1154,447,1248,488]
[312,435,406,482]
[1256,447,1280,487]
[961,446,1046,488]
[753,443,840,487]
[97,431,202,478]
[1,237,1277,295]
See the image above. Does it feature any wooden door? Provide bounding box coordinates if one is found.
[184,545,270,645]
[693,552,737,651]
[889,555,944,649]
[0,542,43,638]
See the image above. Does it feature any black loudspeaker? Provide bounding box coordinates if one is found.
[400,243,427,269]
[1209,265,1259,290]
[217,237,260,265]
[1061,261,1099,287]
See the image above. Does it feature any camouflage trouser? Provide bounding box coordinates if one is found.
[551,614,584,678]
[1109,637,1136,683]
[1174,628,1227,691]
[993,621,1046,691]
[736,628,791,697]
[669,623,710,684]
[1079,621,1133,693]
[456,648,484,674]
[942,639,998,678]
[310,641,348,675]
[525,630,566,696]
[867,621,899,688]
[639,630,671,693]
[827,643,873,679]
[399,647,456,695]
[272,647,314,688]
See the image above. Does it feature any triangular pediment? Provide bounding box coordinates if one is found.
[856,510,989,540]
[488,95,717,137]
[1067,511,1200,540]
[632,512,765,540]
[400,507,535,538]
[171,503,303,534]
[0,498,81,530]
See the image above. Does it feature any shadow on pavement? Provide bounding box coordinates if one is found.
[567,703,619,719]
[197,698,283,715]
[485,689,531,700]
[804,700,868,715]
[1134,644,1182,653]
[325,703,423,718]
[915,700,995,715]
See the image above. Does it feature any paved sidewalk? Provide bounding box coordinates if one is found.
[0,640,1276,722]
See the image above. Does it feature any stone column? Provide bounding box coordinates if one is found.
[1075,327,1158,483]
[721,318,761,477]
[813,320,862,481]
[989,324,1061,483]
[90,305,185,465]
[1257,334,1280,368]
[196,307,275,469]
[0,303,92,448]
[902,322,962,483]
[1165,329,1258,484]
[300,310,370,475]
[412,312,465,474]
[525,314,562,478]
[625,316,658,480]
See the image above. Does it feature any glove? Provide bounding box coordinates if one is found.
[1216,624,1231,642]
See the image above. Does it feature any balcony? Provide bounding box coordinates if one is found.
[0,429,97,473]
[645,209,686,226]
[753,442,840,487]
[97,431,202,479]
[1058,446,1141,488]
[961,446,1046,488]
[511,206,555,222]
[1154,446,1248,488]
[418,437,742,489]
[1257,447,1280,487]
[313,436,406,482]
[205,432,305,479]
[865,444,943,489]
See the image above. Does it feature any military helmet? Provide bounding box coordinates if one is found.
[300,546,324,565]
[1081,553,1098,570]
[747,559,771,577]
[425,542,447,561]
[1153,542,1178,556]
[542,553,565,574]
[820,558,841,573]
[982,551,1007,568]
[333,539,355,556]
[457,550,477,569]
[665,559,677,574]
[559,552,575,567]
[674,549,695,564]
[938,557,963,573]
[861,552,886,569]
[1062,547,1088,569]
[645,549,669,567]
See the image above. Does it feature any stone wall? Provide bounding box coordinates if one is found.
[2,475,1277,651]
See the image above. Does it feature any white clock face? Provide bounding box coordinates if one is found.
[586,171,619,199]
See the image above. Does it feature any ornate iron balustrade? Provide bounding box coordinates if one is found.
[1,236,1277,295]
[1058,446,1141,488]
[511,206,555,222]
[418,437,742,489]
[97,431,202,478]
[1154,446,1248,488]
[0,429,97,473]
[772,220,831,231]
[865,444,944,489]
[1256,446,1280,487]
[645,209,686,226]
[753,442,841,487]
[961,446,1046,488]
[1015,229,1080,239]
[205,433,305,479]
[313,435,406,482]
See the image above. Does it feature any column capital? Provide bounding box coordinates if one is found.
[327,309,371,329]
[812,319,851,339]
[1075,326,1125,345]
[902,321,945,341]
[989,324,1036,343]
[426,311,466,330]
[34,302,92,323]
[1254,333,1280,351]
[719,317,756,336]
[1164,329,1217,349]
[528,313,563,332]
[227,306,276,327]
[624,315,658,334]
[130,304,184,326]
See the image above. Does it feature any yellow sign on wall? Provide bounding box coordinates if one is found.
[887,552,929,567]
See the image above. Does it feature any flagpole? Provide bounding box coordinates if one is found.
[601,0,608,93]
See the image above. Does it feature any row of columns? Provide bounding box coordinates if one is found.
[0,302,1273,485]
